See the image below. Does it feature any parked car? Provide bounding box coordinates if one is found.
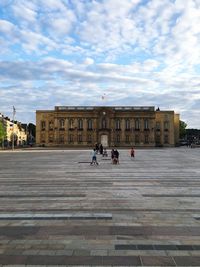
[179,140,188,146]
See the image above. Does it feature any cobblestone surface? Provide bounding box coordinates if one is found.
[0,147,200,266]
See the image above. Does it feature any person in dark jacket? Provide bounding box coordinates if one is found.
[99,144,103,155]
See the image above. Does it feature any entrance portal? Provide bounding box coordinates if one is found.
[101,134,108,147]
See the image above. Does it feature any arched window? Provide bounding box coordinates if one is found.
[135,135,140,143]
[69,134,74,143]
[102,118,107,129]
[41,121,46,130]
[49,134,54,143]
[125,135,130,143]
[59,119,65,128]
[87,134,92,143]
[69,119,74,129]
[164,135,169,144]
[49,121,53,130]
[135,119,140,130]
[115,119,120,130]
[78,134,83,143]
[144,119,149,130]
[164,121,169,131]
[78,119,83,130]
[144,135,149,143]
[59,134,64,143]
[125,119,130,130]
[87,119,93,130]
[156,122,160,130]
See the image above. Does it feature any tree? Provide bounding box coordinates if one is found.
[0,121,6,149]
[179,120,187,139]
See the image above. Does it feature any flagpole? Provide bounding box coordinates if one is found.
[12,106,15,151]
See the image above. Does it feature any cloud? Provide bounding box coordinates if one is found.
[0,19,15,34]
[11,2,37,23]
[0,0,200,128]
[84,57,94,65]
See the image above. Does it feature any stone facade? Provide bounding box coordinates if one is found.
[36,106,180,147]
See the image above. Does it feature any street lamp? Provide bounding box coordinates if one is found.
[12,106,16,151]
[0,114,5,149]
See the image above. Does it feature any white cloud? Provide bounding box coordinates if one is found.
[11,2,37,23]
[0,19,15,34]
[84,57,94,65]
[0,0,200,127]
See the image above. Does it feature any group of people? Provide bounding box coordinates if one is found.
[90,145,135,166]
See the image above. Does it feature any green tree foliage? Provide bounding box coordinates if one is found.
[28,123,36,138]
[0,121,6,148]
[179,120,187,139]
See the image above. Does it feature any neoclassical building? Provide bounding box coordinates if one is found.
[36,106,180,147]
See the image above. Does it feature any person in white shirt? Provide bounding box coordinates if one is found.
[90,149,98,165]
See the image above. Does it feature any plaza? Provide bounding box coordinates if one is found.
[0,148,200,266]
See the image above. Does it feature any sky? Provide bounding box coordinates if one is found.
[0,0,200,128]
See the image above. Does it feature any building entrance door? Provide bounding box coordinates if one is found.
[101,134,108,147]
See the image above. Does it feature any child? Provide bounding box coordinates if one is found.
[130,147,135,159]
[90,149,99,165]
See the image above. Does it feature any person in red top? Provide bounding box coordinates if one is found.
[130,147,135,159]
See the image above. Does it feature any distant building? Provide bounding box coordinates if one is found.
[0,113,27,147]
[36,106,180,147]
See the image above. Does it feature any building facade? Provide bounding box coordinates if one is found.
[0,113,27,147]
[36,106,180,147]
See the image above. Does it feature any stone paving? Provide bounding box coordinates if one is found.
[0,147,200,266]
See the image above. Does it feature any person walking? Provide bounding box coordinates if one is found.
[111,148,115,164]
[99,144,103,155]
[130,147,135,159]
[95,143,99,154]
[114,149,119,164]
[90,149,99,165]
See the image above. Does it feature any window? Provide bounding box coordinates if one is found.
[87,119,93,130]
[164,135,169,144]
[144,135,149,144]
[59,119,65,128]
[156,134,161,144]
[78,134,82,143]
[49,121,53,130]
[102,118,107,129]
[144,119,149,130]
[156,122,160,130]
[164,121,169,131]
[135,135,139,144]
[125,135,130,143]
[78,119,83,130]
[69,119,74,129]
[41,121,46,130]
[41,133,45,143]
[87,134,92,143]
[69,134,74,143]
[116,134,120,143]
[125,119,130,130]
[115,119,121,130]
[59,134,64,143]
[49,134,53,143]
[135,119,140,130]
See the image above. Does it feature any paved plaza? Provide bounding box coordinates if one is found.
[0,148,200,266]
